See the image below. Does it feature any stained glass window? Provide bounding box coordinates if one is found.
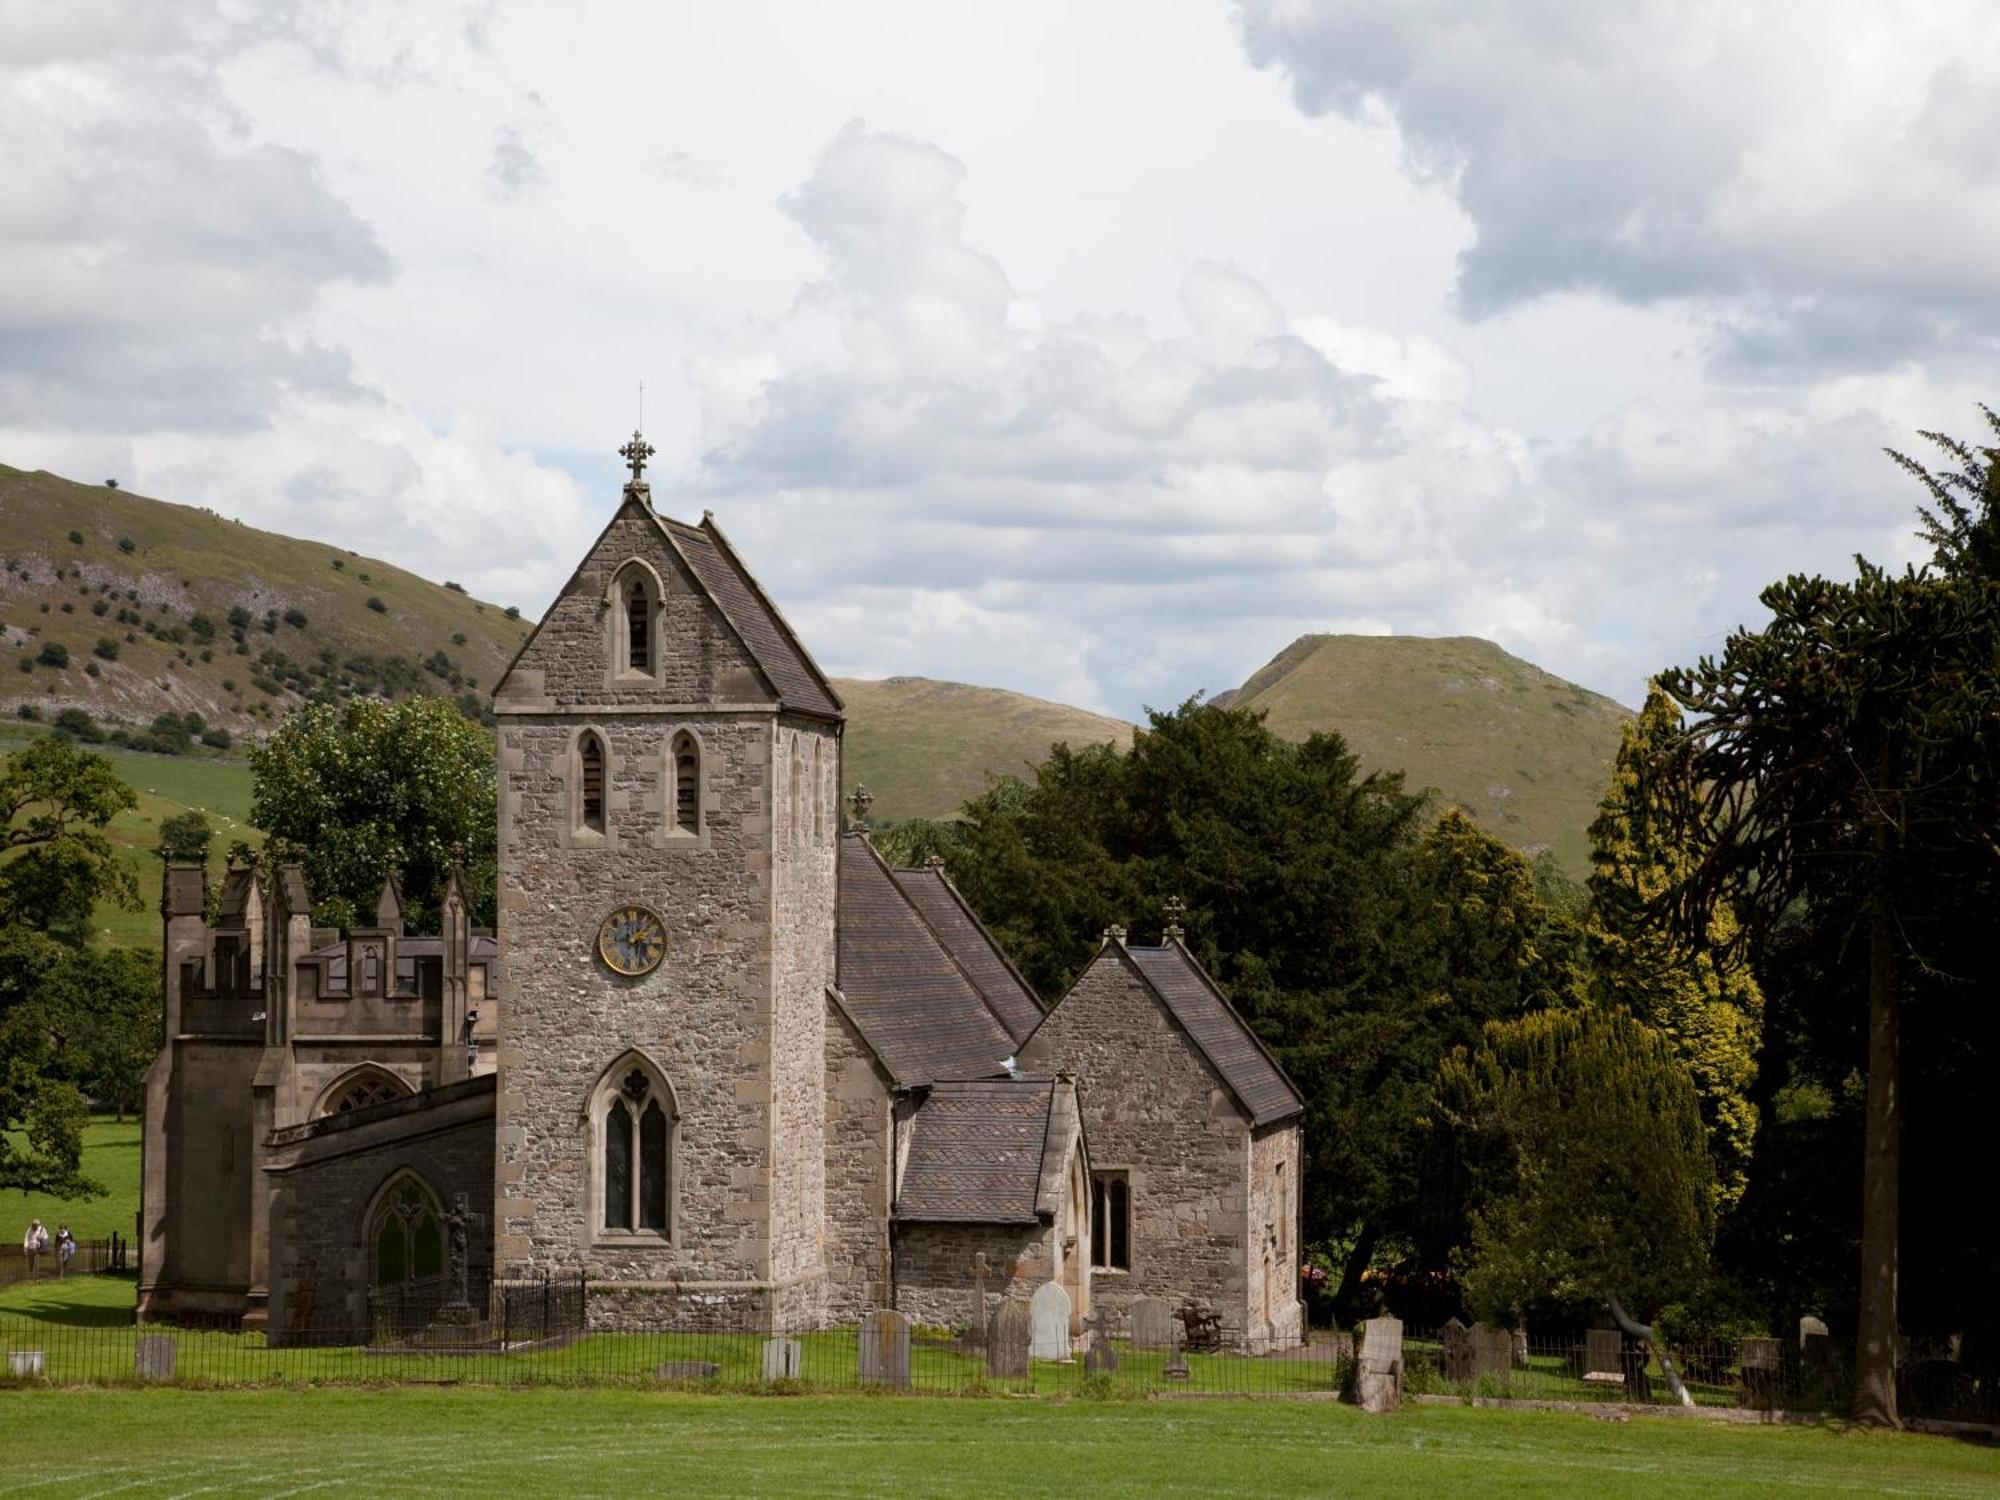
[639,1101,668,1231]
[601,1066,673,1237]
[605,1098,633,1231]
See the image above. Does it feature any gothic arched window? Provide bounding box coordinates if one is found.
[596,1057,675,1236]
[626,578,651,673]
[368,1172,444,1291]
[316,1065,411,1119]
[579,732,606,835]
[671,732,699,836]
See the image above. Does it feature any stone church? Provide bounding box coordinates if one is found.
[139,442,1304,1349]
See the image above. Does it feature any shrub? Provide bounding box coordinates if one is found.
[16,659,30,673]
[90,599,108,616]
[199,648,212,662]
[444,580,465,593]
[366,596,388,614]
[358,571,372,583]
[451,632,467,647]
[227,605,252,632]
[222,678,237,692]
[504,605,521,620]
[330,557,345,571]
[84,660,100,677]
[282,607,308,629]
[93,637,119,661]
[117,536,135,553]
[59,601,74,613]
[67,530,83,545]
[189,613,216,642]
[200,726,232,750]
[15,704,37,721]
[52,707,102,743]
[36,642,68,668]
[261,611,277,633]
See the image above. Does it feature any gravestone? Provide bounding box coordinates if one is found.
[1583,1327,1624,1384]
[1468,1322,1512,1383]
[1739,1336,1781,1410]
[135,1334,176,1382]
[1163,1321,1191,1382]
[1130,1297,1175,1351]
[1356,1314,1403,1414]
[762,1336,801,1381]
[859,1309,911,1387]
[1440,1317,1472,1383]
[7,1349,45,1379]
[1511,1327,1530,1369]
[987,1300,1031,1378]
[655,1360,720,1382]
[1799,1316,1835,1395]
[1083,1310,1118,1375]
[1029,1281,1072,1362]
[1798,1314,1828,1347]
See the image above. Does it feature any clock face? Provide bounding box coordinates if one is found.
[597,904,666,976]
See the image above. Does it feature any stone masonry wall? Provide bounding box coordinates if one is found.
[1018,946,1254,1338]
[823,1001,893,1321]
[1247,1120,1304,1347]
[891,1221,1054,1331]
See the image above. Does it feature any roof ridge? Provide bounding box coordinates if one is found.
[698,512,844,716]
[1128,942,1302,1124]
[923,865,1045,1019]
[871,852,1024,1060]
[644,511,785,706]
[1146,939,1304,1115]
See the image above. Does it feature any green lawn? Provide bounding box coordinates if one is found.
[1,1116,140,1246]
[0,1388,1992,1498]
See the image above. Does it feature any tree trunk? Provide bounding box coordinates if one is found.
[1851,864,1902,1427]
[1332,1221,1379,1327]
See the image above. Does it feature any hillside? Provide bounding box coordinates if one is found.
[0,465,531,738]
[1214,635,1630,875]
[831,676,1134,824]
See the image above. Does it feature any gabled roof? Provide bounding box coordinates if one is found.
[1122,943,1304,1127]
[666,515,842,719]
[215,866,258,922]
[835,834,1017,1084]
[895,1078,1078,1225]
[889,865,1042,1044]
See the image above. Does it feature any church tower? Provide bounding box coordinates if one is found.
[491,435,843,1328]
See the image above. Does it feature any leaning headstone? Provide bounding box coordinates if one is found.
[1468,1322,1512,1383]
[1440,1317,1471,1382]
[987,1300,1031,1378]
[1511,1327,1530,1369]
[1029,1281,1072,1362]
[654,1360,721,1382]
[1739,1336,1781,1410]
[859,1308,910,1388]
[135,1334,176,1382]
[1356,1314,1403,1414]
[761,1336,801,1381]
[1130,1296,1176,1351]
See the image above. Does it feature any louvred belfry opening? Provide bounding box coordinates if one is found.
[580,734,605,833]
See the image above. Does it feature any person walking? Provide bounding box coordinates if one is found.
[55,1223,75,1277]
[22,1217,48,1274]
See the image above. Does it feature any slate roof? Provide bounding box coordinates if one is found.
[215,867,257,921]
[835,835,1019,1084]
[889,866,1043,1044]
[895,1078,1073,1224]
[666,517,842,719]
[1123,943,1304,1127]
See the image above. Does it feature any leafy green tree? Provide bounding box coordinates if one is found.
[155,809,214,866]
[0,736,140,944]
[249,698,497,929]
[1661,559,2000,1427]
[1438,1006,1714,1326]
[44,945,159,1120]
[1587,687,1762,1209]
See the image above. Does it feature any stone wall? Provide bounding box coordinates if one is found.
[1247,1120,1304,1347]
[1018,945,1255,1338]
[144,1039,262,1314]
[890,1221,1054,1330]
[264,1079,495,1338]
[823,1000,893,1321]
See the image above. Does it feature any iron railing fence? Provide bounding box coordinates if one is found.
[0,1236,129,1290]
[2,1303,1991,1423]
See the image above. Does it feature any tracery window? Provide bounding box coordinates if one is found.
[370,1175,443,1289]
[1090,1172,1130,1272]
[599,1060,674,1235]
[319,1067,410,1118]
[671,733,699,835]
[579,732,606,835]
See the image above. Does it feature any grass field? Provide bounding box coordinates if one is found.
[1,1117,140,1246]
[1,1387,1994,1498]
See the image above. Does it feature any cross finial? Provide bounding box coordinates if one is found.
[619,429,655,487]
[847,783,875,828]
[1162,895,1186,943]
[1103,923,1127,946]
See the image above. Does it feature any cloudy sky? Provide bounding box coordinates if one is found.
[4,1,1996,717]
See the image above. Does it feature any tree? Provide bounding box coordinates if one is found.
[249,697,497,929]
[156,809,214,866]
[1661,561,2000,1427]
[1438,1007,1714,1327]
[42,945,159,1121]
[1587,687,1762,1209]
[0,736,140,944]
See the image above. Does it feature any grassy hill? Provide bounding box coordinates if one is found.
[1214,635,1631,876]
[831,677,1134,824]
[0,464,531,739]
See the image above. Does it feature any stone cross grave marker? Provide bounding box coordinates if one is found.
[1130,1296,1175,1351]
[1083,1308,1119,1375]
[859,1308,910,1387]
[135,1335,176,1382]
[762,1336,801,1381]
[968,1251,991,1349]
[988,1299,1031,1378]
[1029,1280,1072,1361]
[1357,1313,1403,1414]
[1468,1322,1512,1383]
